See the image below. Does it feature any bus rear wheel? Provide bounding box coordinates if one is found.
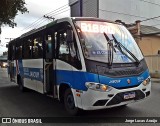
[64,88,81,116]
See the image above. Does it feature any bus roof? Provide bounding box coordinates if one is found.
[8,17,121,44]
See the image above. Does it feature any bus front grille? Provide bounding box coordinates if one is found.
[106,90,145,106]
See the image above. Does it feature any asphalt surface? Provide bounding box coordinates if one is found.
[0,68,160,126]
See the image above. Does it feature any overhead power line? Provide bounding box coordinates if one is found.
[44,4,68,16]
[23,0,88,31]
[100,9,160,24]
[152,23,160,27]
[140,16,160,22]
[46,8,70,18]
[31,18,48,29]
[99,9,149,19]
[138,0,160,7]
[44,0,81,17]
[22,17,44,31]
[22,0,78,31]
[45,6,69,17]
[22,4,70,31]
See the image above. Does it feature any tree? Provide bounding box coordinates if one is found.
[0,0,28,33]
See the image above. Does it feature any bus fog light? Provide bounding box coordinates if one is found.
[85,82,112,92]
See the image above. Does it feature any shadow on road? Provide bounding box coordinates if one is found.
[0,85,142,117]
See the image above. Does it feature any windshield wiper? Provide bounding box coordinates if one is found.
[103,32,116,68]
[112,34,140,66]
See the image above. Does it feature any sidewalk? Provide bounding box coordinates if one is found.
[151,78,160,83]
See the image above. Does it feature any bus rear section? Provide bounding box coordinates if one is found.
[7,17,151,115]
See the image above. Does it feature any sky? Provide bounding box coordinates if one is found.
[0,0,70,55]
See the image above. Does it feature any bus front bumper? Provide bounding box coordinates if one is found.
[74,82,151,110]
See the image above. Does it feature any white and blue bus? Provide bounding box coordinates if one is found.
[8,17,151,115]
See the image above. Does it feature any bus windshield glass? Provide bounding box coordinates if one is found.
[75,21,143,63]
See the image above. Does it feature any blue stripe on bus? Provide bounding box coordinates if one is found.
[56,70,99,91]
[56,69,150,91]
[14,65,150,90]
[98,70,149,89]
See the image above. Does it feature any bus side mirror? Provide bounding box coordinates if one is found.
[67,30,74,43]
[6,44,8,48]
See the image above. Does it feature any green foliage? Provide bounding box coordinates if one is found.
[0,0,28,28]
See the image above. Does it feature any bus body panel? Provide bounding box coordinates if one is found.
[98,70,150,89]
[56,68,149,91]
[16,59,44,93]
[80,80,151,110]
[56,59,74,87]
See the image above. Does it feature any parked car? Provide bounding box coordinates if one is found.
[0,62,8,68]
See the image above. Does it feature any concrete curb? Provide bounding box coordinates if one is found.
[151,78,160,83]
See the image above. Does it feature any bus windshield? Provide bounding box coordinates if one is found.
[75,21,143,63]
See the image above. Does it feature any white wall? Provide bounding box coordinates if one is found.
[99,0,160,28]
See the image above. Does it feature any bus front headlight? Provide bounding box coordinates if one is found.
[143,78,151,86]
[85,82,112,92]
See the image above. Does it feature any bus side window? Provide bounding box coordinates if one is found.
[58,32,70,61]
[33,38,38,58]
[68,32,82,69]
[33,37,43,59]
[46,35,52,53]
[57,25,82,69]
[15,43,22,59]
[45,33,53,60]
[23,39,32,59]
[11,45,15,60]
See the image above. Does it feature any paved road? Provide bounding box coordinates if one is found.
[0,68,160,126]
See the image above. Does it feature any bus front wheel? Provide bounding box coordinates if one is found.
[64,88,81,116]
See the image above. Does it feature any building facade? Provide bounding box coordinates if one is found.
[69,0,160,55]
[69,0,160,28]
[69,0,160,75]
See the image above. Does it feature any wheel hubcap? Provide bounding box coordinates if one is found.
[66,94,75,109]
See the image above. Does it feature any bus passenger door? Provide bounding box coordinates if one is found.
[44,32,56,97]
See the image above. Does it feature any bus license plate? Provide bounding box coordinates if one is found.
[124,92,135,100]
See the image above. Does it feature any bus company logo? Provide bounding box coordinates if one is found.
[109,80,121,84]
[29,71,40,79]
[2,118,11,123]
[137,77,144,82]
[127,79,131,84]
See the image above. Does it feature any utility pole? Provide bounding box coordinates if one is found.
[43,15,55,21]
[125,20,141,45]
[135,20,141,45]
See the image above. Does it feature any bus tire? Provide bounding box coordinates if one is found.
[64,88,81,116]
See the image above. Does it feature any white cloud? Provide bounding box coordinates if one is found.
[0,0,70,55]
